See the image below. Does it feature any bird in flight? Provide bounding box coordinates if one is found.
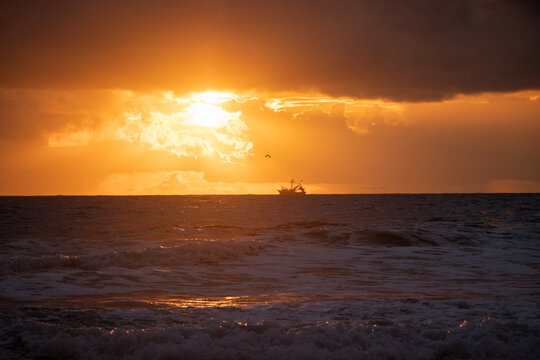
[265,154,271,158]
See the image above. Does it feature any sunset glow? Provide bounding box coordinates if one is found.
[0,1,538,195]
[0,88,538,195]
[1,2,539,359]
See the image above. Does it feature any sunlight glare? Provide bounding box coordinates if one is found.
[184,102,230,127]
[191,91,236,104]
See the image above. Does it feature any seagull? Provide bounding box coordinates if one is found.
[265,154,271,158]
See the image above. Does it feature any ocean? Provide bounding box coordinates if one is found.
[0,194,539,359]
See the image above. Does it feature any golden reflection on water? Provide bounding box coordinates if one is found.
[26,291,487,310]
[145,296,253,308]
[142,295,309,308]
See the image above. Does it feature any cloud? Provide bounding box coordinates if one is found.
[0,89,127,143]
[97,171,279,195]
[97,171,392,195]
[343,104,407,135]
[0,88,538,194]
[114,102,253,161]
[1,1,538,101]
[0,89,253,162]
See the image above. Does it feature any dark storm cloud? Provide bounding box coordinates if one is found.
[1,0,538,101]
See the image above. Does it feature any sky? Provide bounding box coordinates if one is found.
[0,0,539,194]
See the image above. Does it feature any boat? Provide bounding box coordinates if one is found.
[278,179,306,195]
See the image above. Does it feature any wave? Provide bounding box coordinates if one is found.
[270,220,344,230]
[295,226,441,247]
[0,239,265,275]
[1,224,492,276]
[1,307,538,360]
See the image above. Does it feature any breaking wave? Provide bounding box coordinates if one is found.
[1,306,538,360]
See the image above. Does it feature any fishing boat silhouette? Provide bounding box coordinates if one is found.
[278,179,306,195]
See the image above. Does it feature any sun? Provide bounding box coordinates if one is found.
[184,102,230,127]
[183,91,237,127]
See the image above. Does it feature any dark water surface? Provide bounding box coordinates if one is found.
[1,195,539,359]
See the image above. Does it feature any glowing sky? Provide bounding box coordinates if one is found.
[0,1,539,194]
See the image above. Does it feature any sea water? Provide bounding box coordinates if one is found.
[0,194,539,359]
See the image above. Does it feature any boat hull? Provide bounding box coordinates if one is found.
[278,189,306,195]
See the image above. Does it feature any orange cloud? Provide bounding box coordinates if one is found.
[0,89,538,194]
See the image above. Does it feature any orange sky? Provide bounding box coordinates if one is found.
[0,1,539,194]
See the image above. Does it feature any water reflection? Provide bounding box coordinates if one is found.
[145,296,260,308]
